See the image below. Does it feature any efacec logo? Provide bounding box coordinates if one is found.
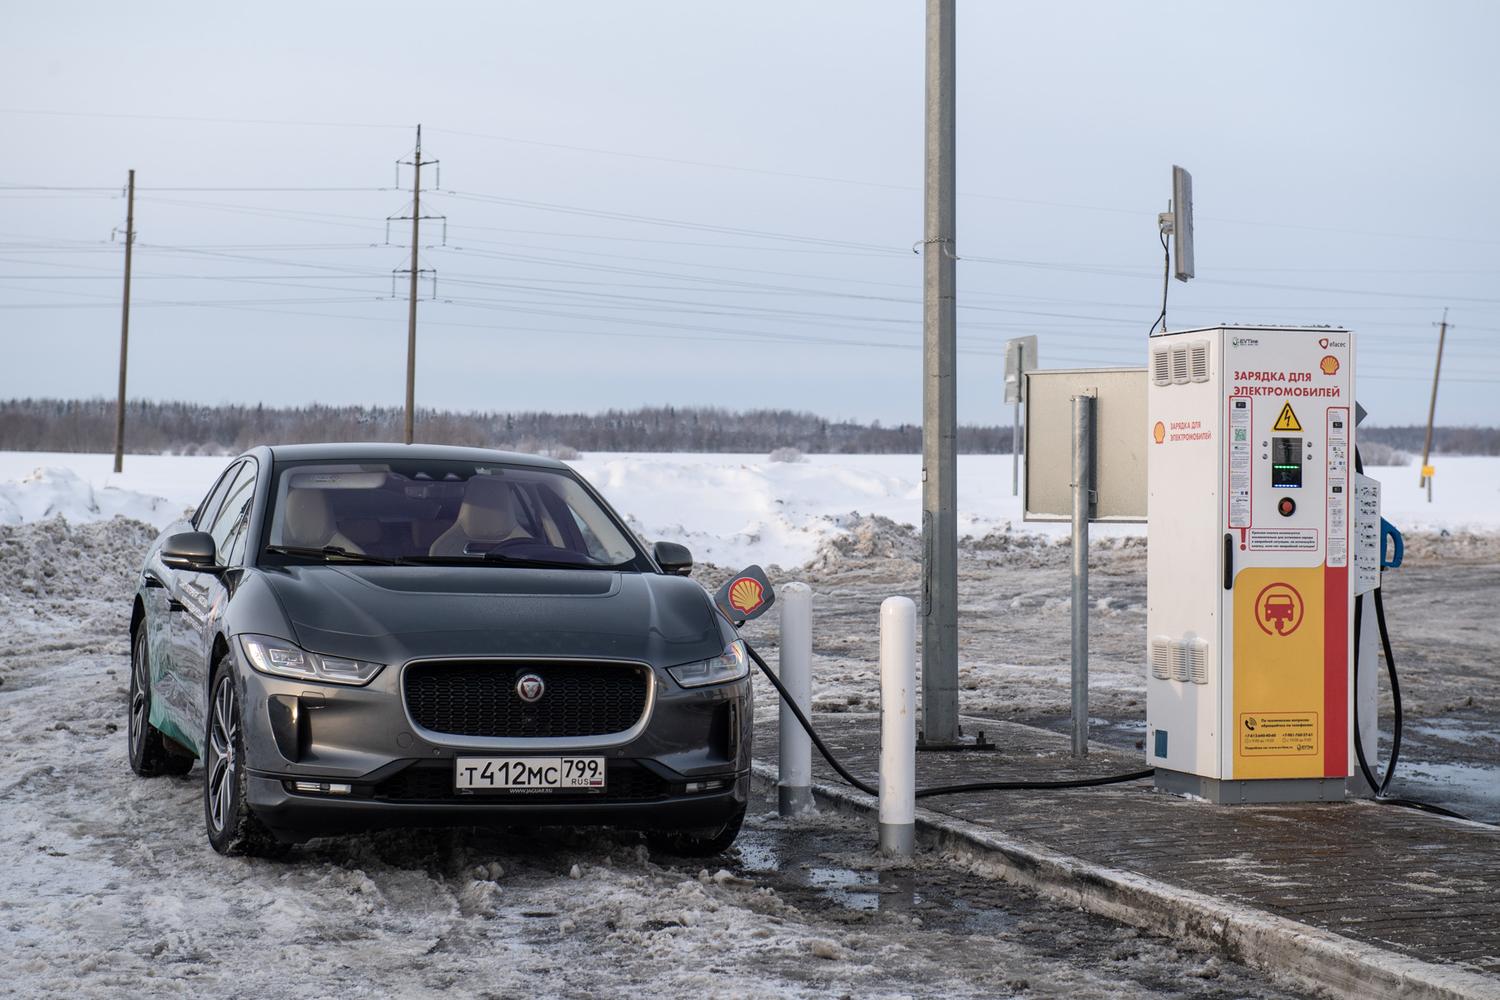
[1318,337,1348,349]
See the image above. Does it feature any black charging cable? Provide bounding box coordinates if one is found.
[1350,450,1487,825]
[743,641,1156,799]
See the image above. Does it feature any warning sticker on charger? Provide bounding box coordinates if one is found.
[1238,713,1319,756]
[1247,528,1318,552]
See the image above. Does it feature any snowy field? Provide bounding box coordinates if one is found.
[1,449,1496,567]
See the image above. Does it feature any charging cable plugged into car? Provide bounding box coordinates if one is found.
[711,566,1157,811]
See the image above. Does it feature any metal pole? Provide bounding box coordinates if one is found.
[404,125,422,446]
[920,0,959,746]
[1012,400,1020,497]
[1070,393,1094,758]
[777,582,814,817]
[879,596,917,857]
[1418,309,1447,499]
[113,169,135,475]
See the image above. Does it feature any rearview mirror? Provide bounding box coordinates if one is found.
[652,540,693,577]
[161,531,222,574]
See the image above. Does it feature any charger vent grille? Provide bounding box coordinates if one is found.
[1171,641,1193,682]
[1151,636,1172,680]
[1188,639,1209,685]
[1170,345,1191,384]
[1152,349,1172,386]
[1190,341,1210,382]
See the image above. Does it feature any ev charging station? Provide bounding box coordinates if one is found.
[1146,325,1361,803]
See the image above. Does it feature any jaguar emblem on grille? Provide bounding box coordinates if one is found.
[515,672,545,703]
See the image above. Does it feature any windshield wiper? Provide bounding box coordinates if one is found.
[263,544,403,566]
[399,552,603,570]
[479,551,597,570]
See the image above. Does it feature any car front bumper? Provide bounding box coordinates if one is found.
[234,645,753,842]
[245,770,750,841]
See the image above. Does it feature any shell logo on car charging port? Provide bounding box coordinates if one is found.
[727,577,765,615]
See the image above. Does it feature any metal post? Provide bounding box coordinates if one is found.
[1070,393,1095,758]
[113,169,135,475]
[1418,309,1447,500]
[1012,400,1020,497]
[777,582,814,816]
[879,596,917,857]
[404,126,422,446]
[919,0,959,747]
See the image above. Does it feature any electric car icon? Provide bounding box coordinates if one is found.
[127,444,750,857]
[1263,593,1297,635]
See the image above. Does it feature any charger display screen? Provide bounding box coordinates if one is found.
[1271,437,1303,488]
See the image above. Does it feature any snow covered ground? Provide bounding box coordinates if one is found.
[0,518,1310,1000]
[1,449,1496,568]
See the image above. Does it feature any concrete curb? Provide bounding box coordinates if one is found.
[749,761,1500,1000]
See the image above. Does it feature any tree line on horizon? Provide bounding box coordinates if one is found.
[0,398,1493,457]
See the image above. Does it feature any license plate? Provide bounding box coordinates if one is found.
[454,756,606,793]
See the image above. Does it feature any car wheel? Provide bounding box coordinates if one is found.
[647,805,747,858]
[203,659,286,857]
[127,626,193,777]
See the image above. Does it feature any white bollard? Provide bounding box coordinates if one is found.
[879,596,917,857]
[777,582,814,816]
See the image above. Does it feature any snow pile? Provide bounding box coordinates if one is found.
[0,450,1496,569]
[0,516,157,600]
[0,467,183,529]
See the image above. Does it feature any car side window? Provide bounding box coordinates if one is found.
[208,463,256,563]
[192,461,243,531]
[223,466,260,566]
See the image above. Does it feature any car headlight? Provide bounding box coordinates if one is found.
[238,634,384,686]
[668,639,749,688]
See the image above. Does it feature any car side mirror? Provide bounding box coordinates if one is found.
[652,540,693,577]
[161,531,223,574]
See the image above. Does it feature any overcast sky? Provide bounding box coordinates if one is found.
[3,1,1498,427]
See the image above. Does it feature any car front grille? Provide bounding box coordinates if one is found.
[403,660,651,739]
[374,759,671,803]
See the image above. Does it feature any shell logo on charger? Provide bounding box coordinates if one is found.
[715,565,776,622]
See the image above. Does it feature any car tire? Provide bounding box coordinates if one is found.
[203,658,287,858]
[647,804,747,858]
[127,625,193,778]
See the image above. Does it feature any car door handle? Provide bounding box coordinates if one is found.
[168,599,187,613]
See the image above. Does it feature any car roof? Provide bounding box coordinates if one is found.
[260,442,570,469]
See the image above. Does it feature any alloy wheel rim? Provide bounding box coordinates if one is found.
[129,631,149,761]
[207,677,237,832]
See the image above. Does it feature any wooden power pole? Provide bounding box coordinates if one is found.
[114,169,136,474]
[1418,308,1449,502]
[391,126,440,445]
[404,128,422,445]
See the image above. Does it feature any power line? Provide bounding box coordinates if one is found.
[0,107,409,129]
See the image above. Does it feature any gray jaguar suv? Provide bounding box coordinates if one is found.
[126,444,752,857]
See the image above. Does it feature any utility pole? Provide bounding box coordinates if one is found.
[1418,308,1449,502]
[113,169,136,474]
[390,126,441,445]
[919,0,960,748]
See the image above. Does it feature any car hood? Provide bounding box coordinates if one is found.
[258,565,727,668]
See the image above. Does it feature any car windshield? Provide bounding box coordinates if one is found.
[261,459,642,568]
